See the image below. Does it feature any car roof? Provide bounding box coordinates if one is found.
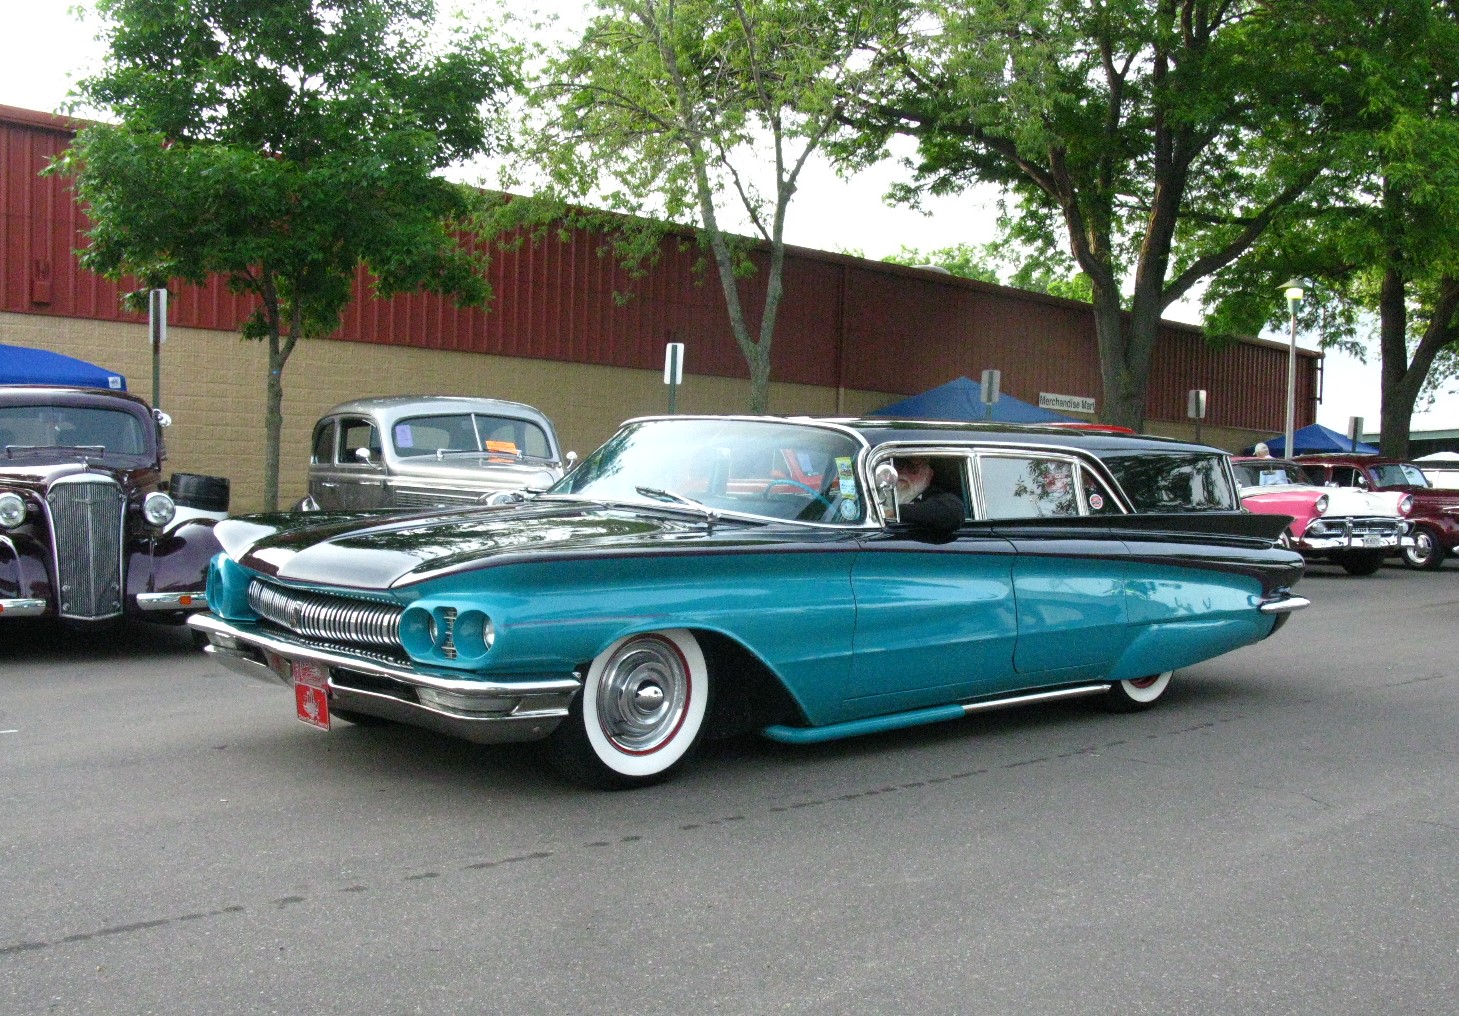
[321,395,554,425]
[624,414,1224,456]
[0,384,153,412]
[1296,453,1410,465]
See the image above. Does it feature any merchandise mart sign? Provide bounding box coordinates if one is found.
[1040,392,1097,415]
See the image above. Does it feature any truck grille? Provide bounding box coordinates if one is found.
[47,475,125,620]
[393,489,479,509]
[247,579,403,651]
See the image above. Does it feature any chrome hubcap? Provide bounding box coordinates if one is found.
[596,637,689,753]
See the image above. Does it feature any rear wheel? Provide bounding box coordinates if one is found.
[1103,671,1173,712]
[1401,526,1446,571]
[548,629,710,789]
[1335,550,1384,576]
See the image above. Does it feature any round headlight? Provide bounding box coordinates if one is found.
[1399,494,1414,515]
[142,491,176,527]
[1314,494,1329,515]
[0,492,27,528]
[452,610,496,656]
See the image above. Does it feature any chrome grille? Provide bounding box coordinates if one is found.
[440,607,458,659]
[1349,518,1401,536]
[47,475,124,620]
[247,579,403,650]
[393,489,478,509]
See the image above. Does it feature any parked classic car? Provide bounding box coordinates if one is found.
[297,395,571,512]
[0,385,226,624]
[1296,454,1459,570]
[1230,456,1412,575]
[192,416,1309,788]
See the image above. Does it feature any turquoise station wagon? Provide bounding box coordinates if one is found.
[191,416,1309,788]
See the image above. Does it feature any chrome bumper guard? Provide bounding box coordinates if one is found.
[136,591,209,612]
[0,598,48,618]
[1258,593,1311,615]
[188,612,580,744]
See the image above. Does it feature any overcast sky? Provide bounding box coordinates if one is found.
[4,1,1453,437]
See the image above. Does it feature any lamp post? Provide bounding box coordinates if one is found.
[1280,279,1304,457]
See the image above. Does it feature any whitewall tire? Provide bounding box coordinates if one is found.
[1103,670,1174,712]
[549,629,710,789]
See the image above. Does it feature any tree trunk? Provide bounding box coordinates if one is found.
[264,341,285,512]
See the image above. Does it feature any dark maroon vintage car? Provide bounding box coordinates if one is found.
[1296,453,1459,570]
[0,385,228,624]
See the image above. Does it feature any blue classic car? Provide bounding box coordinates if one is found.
[191,416,1308,788]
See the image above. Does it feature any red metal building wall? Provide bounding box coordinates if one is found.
[1,104,1317,430]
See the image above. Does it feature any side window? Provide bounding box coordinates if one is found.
[1330,466,1361,487]
[311,420,335,464]
[979,455,1079,519]
[1300,465,1326,485]
[338,418,381,466]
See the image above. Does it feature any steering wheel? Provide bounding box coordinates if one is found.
[763,477,832,507]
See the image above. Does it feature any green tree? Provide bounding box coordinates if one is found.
[52,0,517,509]
[1203,0,1459,457]
[841,0,1341,430]
[504,0,894,414]
[883,239,1093,300]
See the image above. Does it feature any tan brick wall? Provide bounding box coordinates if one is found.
[4,311,900,512]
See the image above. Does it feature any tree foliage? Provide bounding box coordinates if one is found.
[498,0,895,414]
[53,0,517,508]
[839,0,1343,429]
[1202,0,1459,456]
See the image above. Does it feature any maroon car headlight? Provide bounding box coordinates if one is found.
[1314,494,1329,515]
[0,492,26,528]
[142,491,176,528]
[1399,495,1414,515]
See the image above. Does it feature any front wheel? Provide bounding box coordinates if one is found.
[1401,526,1446,571]
[1102,671,1173,713]
[548,629,710,789]
[1335,550,1385,576]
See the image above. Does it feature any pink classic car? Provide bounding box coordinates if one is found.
[1231,457,1413,576]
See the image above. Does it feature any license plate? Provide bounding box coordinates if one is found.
[1362,536,1384,548]
[291,660,331,730]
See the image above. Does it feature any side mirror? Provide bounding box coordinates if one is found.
[353,446,375,464]
[873,461,899,522]
[152,408,172,427]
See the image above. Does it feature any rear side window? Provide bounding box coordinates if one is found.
[1102,452,1238,512]
[979,455,1080,519]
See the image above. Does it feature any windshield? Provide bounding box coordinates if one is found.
[0,404,149,458]
[392,413,554,461]
[1370,462,1430,487]
[1101,451,1240,512]
[549,418,867,524]
[1232,461,1305,487]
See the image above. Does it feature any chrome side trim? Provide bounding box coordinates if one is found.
[958,683,1111,715]
[0,598,48,618]
[136,591,208,612]
[1259,594,1311,615]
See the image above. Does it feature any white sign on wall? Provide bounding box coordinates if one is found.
[1040,392,1096,414]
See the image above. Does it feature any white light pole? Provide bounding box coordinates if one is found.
[1280,279,1304,457]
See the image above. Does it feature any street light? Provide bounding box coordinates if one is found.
[1280,279,1304,457]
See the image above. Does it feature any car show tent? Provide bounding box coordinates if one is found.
[1245,423,1377,457]
[0,343,127,390]
[871,376,1074,423]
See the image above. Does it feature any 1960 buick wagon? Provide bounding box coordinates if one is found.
[191,416,1309,788]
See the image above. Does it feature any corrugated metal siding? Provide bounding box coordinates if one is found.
[1,104,1319,429]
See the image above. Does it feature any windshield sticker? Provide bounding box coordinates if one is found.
[1088,493,1104,511]
[835,456,855,491]
[839,499,859,520]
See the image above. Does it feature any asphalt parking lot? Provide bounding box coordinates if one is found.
[2,558,1457,1015]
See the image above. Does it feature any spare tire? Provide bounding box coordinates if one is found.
[169,473,231,513]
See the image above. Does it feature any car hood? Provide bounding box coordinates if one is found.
[385,456,561,489]
[1240,483,1397,517]
[0,458,156,493]
[219,500,772,590]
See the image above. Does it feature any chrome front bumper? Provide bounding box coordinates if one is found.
[0,598,47,618]
[188,612,580,744]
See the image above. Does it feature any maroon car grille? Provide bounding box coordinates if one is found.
[46,475,125,620]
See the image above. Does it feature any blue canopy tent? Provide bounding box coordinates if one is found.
[0,343,127,390]
[1245,423,1377,457]
[871,376,1074,423]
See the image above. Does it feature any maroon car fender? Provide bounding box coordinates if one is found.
[124,518,223,606]
[0,530,55,603]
